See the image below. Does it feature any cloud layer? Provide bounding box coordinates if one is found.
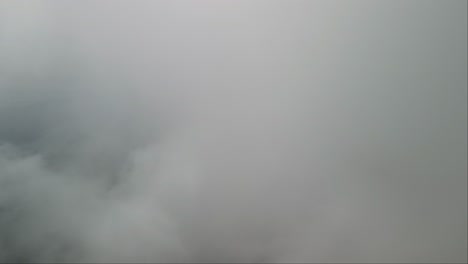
[0,1,466,263]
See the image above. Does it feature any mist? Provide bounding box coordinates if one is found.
[0,0,466,263]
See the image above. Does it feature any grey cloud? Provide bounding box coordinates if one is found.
[0,1,466,263]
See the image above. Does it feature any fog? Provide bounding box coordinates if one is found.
[0,0,466,263]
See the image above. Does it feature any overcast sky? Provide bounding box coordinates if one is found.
[0,1,466,263]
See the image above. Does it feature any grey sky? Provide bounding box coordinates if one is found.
[0,1,466,263]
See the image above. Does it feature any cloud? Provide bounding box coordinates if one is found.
[0,1,466,263]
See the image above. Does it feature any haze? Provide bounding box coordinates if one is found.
[0,1,466,263]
